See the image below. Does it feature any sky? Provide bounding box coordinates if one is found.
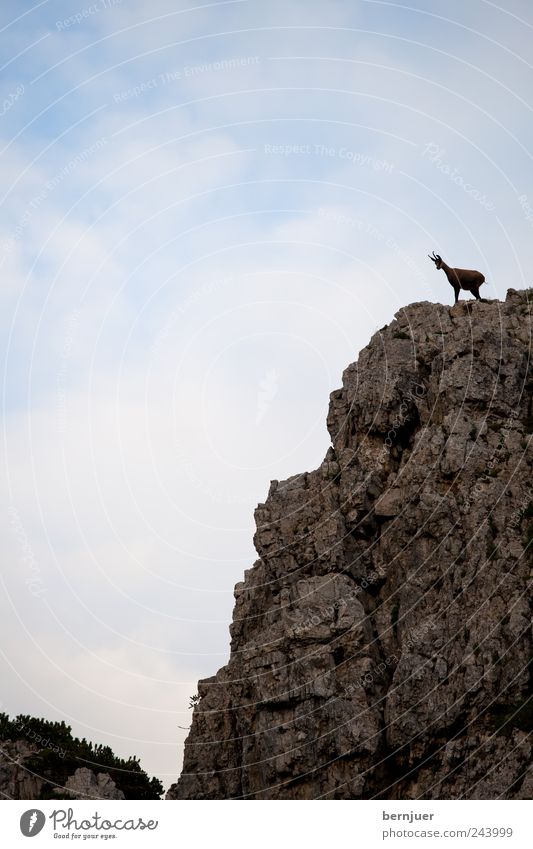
[1,0,533,792]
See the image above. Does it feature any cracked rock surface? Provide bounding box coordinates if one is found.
[0,741,124,800]
[168,289,533,799]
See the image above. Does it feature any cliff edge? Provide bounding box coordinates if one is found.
[169,289,533,800]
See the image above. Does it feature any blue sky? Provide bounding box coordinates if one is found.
[1,0,532,790]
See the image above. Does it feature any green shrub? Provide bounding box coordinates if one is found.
[0,712,162,799]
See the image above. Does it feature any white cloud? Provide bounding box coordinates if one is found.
[1,0,532,790]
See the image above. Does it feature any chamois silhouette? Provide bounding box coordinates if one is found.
[428,251,485,303]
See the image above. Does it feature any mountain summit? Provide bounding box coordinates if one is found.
[169,289,533,800]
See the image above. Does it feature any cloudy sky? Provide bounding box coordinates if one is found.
[1,0,532,791]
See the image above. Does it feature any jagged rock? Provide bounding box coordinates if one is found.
[61,767,125,799]
[168,289,533,800]
[0,741,46,800]
[0,740,125,800]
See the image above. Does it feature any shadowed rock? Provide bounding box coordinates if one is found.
[168,289,533,800]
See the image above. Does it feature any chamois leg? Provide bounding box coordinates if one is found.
[471,285,481,301]
[453,285,460,304]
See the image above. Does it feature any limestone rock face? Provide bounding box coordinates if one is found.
[0,741,123,800]
[0,741,46,800]
[61,767,125,800]
[168,290,533,800]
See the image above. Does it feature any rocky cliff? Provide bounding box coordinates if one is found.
[0,714,162,799]
[168,289,533,800]
[0,740,125,800]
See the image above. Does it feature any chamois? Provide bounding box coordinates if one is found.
[428,251,485,303]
